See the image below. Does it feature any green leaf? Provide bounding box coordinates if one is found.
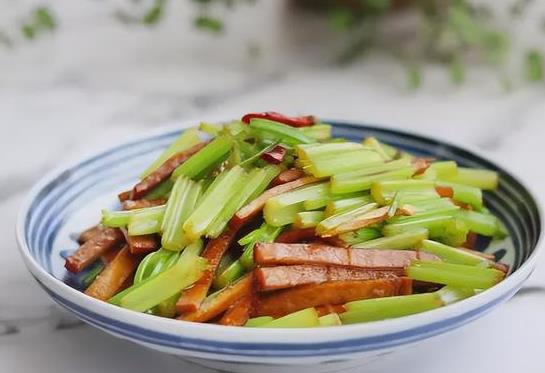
[143,0,164,25]
[34,7,56,30]
[329,8,356,31]
[194,16,224,33]
[525,50,543,82]
[21,24,35,39]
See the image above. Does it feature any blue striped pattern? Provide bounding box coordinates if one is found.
[21,122,541,359]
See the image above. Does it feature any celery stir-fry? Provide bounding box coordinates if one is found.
[64,111,509,328]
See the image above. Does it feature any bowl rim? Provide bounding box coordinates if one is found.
[15,116,544,353]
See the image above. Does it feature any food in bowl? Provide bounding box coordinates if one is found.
[63,111,509,328]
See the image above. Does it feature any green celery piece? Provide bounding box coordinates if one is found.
[419,239,488,266]
[155,293,180,318]
[199,122,222,136]
[239,223,283,270]
[303,190,366,211]
[316,203,378,236]
[265,182,329,210]
[141,128,200,178]
[144,179,173,200]
[397,191,442,205]
[294,211,325,228]
[264,202,305,227]
[331,167,414,194]
[161,177,202,250]
[238,142,279,168]
[324,195,372,216]
[101,205,166,228]
[213,259,246,289]
[342,293,442,324]
[383,215,454,237]
[339,227,381,245]
[119,253,207,312]
[127,206,166,235]
[183,166,246,240]
[333,158,411,179]
[362,137,398,160]
[407,260,505,289]
[440,167,498,190]
[428,161,458,178]
[260,308,320,328]
[388,206,460,224]
[433,218,469,247]
[81,262,105,289]
[353,228,428,249]
[456,210,500,236]
[206,166,282,238]
[371,180,437,205]
[436,286,476,305]
[297,142,363,158]
[249,118,315,145]
[299,124,332,141]
[245,316,274,327]
[133,248,177,285]
[306,150,384,177]
[438,181,483,209]
[319,313,342,327]
[171,135,233,180]
[402,198,458,214]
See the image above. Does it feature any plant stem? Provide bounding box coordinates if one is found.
[294,211,325,229]
[245,316,274,327]
[127,206,166,235]
[440,167,498,190]
[249,118,315,145]
[260,308,320,328]
[353,228,428,249]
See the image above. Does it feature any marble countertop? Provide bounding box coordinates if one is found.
[1,2,544,372]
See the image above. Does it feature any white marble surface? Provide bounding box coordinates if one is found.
[1,1,545,372]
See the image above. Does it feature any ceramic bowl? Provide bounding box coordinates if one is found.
[16,120,542,373]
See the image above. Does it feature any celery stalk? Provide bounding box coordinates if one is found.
[265,182,328,210]
[299,124,332,141]
[260,308,320,328]
[339,227,381,245]
[419,239,488,266]
[353,228,428,249]
[362,137,398,160]
[213,259,245,289]
[294,211,325,228]
[239,223,283,270]
[141,128,200,178]
[428,161,458,178]
[440,167,498,190]
[199,122,222,136]
[101,205,166,228]
[183,166,246,240]
[319,313,342,327]
[407,260,504,289]
[144,179,173,200]
[264,202,305,227]
[388,206,460,224]
[371,180,437,205]
[161,177,202,250]
[245,316,274,327]
[383,215,454,237]
[457,210,500,236]
[127,206,166,235]
[324,195,372,216]
[438,181,483,209]
[171,135,233,180]
[119,253,207,312]
[304,150,384,177]
[331,167,414,194]
[332,158,411,180]
[316,203,377,236]
[249,118,315,145]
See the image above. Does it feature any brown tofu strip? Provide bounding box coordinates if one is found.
[176,227,239,314]
[218,294,254,326]
[122,198,166,211]
[230,176,322,229]
[254,243,440,269]
[131,141,208,200]
[315,304,346,317]
[77,225,104,244]
[255,278,413,318]
[255,265,402,291]
[84,246,141,301]
[127,234,160,255]
[181,274,253,322]
[270,168,305,187]
[65,228,125,273]
[322,206,390,237]
[275,228,317,244]
[118,190,132,202]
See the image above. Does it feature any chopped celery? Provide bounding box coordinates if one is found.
[213,259,245,289]
[457,210,500,236]
[402,198,458,214]
[437,286,476,305]
[155,293,179,318]
[407,260,504,289]
[324,195,372,216]
[353,228,428,249]
[299,124,332,141]
[419,239,487,266]
[245,316,274,327]
[371,180,437,205]
[199,122,222,136]
[264,202,305,227]
[141,128,201,178]
[438,181,483,209]
[304,191,366,211]
[434,218,469,247]
[362,137,398,160]
[249,118,315,145]
[388,206,460,224]
[161,177,202,250]
[339,227,381,245]
[294,211,325,228]
[171,135,233,180]
[319,313,342,327]
[440,167,498,190]
[183,166,246,240]
[239,223,283,270]
[127,206,166,235]
[303,150,384,177]
[332,158,411,180]
[134,248,178,285]
[80,262,105,289]
[316,203,378,236]
[101,205,166,228]
[427,161,458,178]
[383,215,454,237]
[260,308,320,328]
[265,182,328,210]
[119,253,207,312]
[331,167,414,194]
[144,179,173,199]
[238,142,279,167]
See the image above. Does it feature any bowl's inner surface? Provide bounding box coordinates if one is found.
[24,123,541,289]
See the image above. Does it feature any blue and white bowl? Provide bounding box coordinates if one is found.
[16,120,542,373]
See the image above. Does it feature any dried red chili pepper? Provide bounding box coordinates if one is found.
[241,111,315,128]
[260,145,286,164]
